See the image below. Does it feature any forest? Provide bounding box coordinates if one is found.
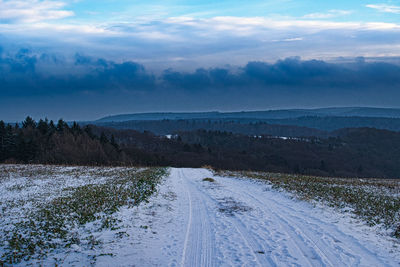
[1,117,400,178]
[96,116,400,137]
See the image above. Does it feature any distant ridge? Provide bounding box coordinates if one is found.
[97,112,221,122]
[96,107,400,122]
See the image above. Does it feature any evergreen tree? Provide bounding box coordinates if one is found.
[71,122,82,135]
[0,121,5,160]
[16,130,37,163]
[22,116,36,129]
[0,121,5,144]
[37,118,49,135]
[49,120,56,129]
[3,125,15,160]
[57,119,68,132]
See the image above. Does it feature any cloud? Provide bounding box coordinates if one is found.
[176,16,400,31]
[0,0,74,23]
[159,57,400,93]
[303,10,352,19]
[366,4,400,14]
[0,50,156,96]
[2,15,400,40]
[1,49,400,98]
[281,37,303,42]
[0,15,400,72]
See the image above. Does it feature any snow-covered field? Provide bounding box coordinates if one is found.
[0,165,165,265]
[1,165,399,266]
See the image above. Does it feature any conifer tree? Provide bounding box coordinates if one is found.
[37,119,49,135]
[57,119,68,132]
[71,122,82,135]
[22,116,36,129]
[0,121,5,160]
[49,120,56,134]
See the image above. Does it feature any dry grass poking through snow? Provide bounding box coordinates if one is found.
[216,170,400,238]
[0,165,167,265]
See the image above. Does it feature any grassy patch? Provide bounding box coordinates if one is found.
[217,170,400,237]
[0,166,167,264]
[203,177,216,183]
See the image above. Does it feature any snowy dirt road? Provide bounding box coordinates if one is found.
[97,168,399,267]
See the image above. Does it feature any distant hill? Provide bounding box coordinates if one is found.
[263,116,400,132]
[308,107,400,118]
[96,107,400,122]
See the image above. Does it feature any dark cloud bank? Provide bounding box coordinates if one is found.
[1,48,400,120]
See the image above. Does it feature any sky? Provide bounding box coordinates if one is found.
[1,0,400,121]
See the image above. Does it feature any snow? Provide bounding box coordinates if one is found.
[97,168,400,266]
[1,166,399,266]
[165,134,178,139]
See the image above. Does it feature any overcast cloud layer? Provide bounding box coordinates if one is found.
[1,50,400,96]
[1,1,400,69]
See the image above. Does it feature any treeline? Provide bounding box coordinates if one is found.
[96,119,328,138]
[2,117,400,178]
[0,117,129,165]
[176,128,400,178]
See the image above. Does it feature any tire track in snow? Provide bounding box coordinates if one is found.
[183,171,276,267]
[258,191,390,267]
[255,191,378,264]
[180,169,193,267]
[179,169,216,267]
[219,175,391,267]
[241,190,336,267]
[196,176,318,267]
